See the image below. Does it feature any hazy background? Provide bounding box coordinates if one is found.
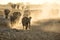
[0,0,60,40]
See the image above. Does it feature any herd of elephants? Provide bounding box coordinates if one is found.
[4,9,32,30]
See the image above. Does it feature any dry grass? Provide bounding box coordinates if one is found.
[0,17,60,40]
[0,8,60,40]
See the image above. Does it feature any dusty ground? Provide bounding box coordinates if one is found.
[0,17,60,40]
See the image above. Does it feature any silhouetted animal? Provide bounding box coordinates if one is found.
[4,9,10,19]
[22,16,32,30]
[17,5,20,9]
[11,4,16,9]
[10,12,21,25]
